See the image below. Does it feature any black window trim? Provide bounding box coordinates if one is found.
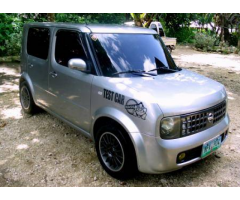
[54,28,97,75]
[27,26,51,61]
[85,33,101,76]
[86,33,103,76]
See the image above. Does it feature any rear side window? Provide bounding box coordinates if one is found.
[27,27,50,60]
[55,31,87,67]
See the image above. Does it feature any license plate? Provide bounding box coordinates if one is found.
[201,136,222,158]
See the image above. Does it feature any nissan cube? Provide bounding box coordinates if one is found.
[19,23,230,179]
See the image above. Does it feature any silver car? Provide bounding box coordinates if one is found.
[19,23,230,180]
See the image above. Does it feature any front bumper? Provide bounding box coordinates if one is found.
[134,114,230,174]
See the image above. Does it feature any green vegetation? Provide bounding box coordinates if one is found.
[0,13,240,58]
[167,28,196,43]
[194,32,216,51]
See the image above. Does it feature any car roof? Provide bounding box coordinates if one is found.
[25,22,156,34]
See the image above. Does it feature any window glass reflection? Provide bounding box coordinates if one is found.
[91,34,178,77]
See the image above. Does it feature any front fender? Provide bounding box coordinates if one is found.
[91,107,148,172]
[91,106,141,135]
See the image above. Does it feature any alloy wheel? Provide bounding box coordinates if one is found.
[99,132,125,172]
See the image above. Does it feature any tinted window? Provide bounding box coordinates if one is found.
[159,28,165,37]
[55,31,87,67]
[27,28,50,60]
[91,34,178,77]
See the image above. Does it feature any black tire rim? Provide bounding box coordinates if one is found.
[99,132,125,172]
[21,86,30,110]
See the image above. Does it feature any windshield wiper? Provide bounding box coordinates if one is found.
[148,57,179,73]
[113,70,156,76]
[148,66,177,73]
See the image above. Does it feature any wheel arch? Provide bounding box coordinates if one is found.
[91,107,140,140]
[91,107,147,172]
[19,72,37,103]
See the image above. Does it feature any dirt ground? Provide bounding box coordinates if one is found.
[0,46,240,187]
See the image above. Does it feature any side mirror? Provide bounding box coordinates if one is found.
[68,59,89,73]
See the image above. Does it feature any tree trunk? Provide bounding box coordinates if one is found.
[220,16,225,42]
[47,13,55,22]
[224,27,230,42]
[220,27,224,41]
[216,27,220,36]
[134,20,142,27]
[238,25,240,49]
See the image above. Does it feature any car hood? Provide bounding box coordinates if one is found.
[120,69,227,116]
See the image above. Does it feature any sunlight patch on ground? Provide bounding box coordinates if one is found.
[228,96,235,100]
[1,107,23,119]
[16,144,29,150]
[0,160,7,165]
[176,53,240,71]
[0,67,19,76]
[32,138,40,143]
[226,91,236,100]
[31,130,39,136]
[0,83,19,93]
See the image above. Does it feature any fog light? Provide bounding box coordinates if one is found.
[178,153,186,161]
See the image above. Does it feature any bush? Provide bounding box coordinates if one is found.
[5,32,22,56]
[0,14,25,56]
[229,32,238,47]
[0,14,14,56]
[167,27,196,43]
[194,32,216,50]
[56,14,84,23]
[194,33,239,54]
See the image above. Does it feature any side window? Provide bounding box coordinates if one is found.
[159,28,165,37]
[27,27,50,60]
[55,31,87,67]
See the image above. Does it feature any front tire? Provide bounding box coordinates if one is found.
[19,81,39,114]
[95,124,138,180]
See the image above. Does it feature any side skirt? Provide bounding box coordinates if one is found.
[36,102,93,140]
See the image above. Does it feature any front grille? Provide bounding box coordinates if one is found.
[213,102,226,123]
[181,101,226,137]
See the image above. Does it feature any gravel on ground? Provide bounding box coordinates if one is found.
[0,46,240,186]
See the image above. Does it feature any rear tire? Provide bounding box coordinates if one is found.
[19,81,39,114]
[167,46,172,54]
[95,124,138,180]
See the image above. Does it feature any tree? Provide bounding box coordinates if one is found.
[196,13,215,32]
[130,13,158,27]
[214,13,240,43]
[47,13,55,22]
[130,13,145,27]
[238,25,240,48]
[161,13,196,30]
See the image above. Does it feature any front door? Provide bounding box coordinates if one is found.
[48,29,94,132]
[27,27,51,105]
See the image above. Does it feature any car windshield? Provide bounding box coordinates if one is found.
[90,33,179,77]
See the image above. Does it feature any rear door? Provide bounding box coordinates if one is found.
[27,27,51,105]
[48,29,94,132]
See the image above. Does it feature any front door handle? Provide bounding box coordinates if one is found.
[28,64,34,68]
[49,71,58,78]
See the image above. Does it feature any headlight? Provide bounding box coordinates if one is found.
[160,117,181,139]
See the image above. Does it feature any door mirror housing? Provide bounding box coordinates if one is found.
[68,59,89,73]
